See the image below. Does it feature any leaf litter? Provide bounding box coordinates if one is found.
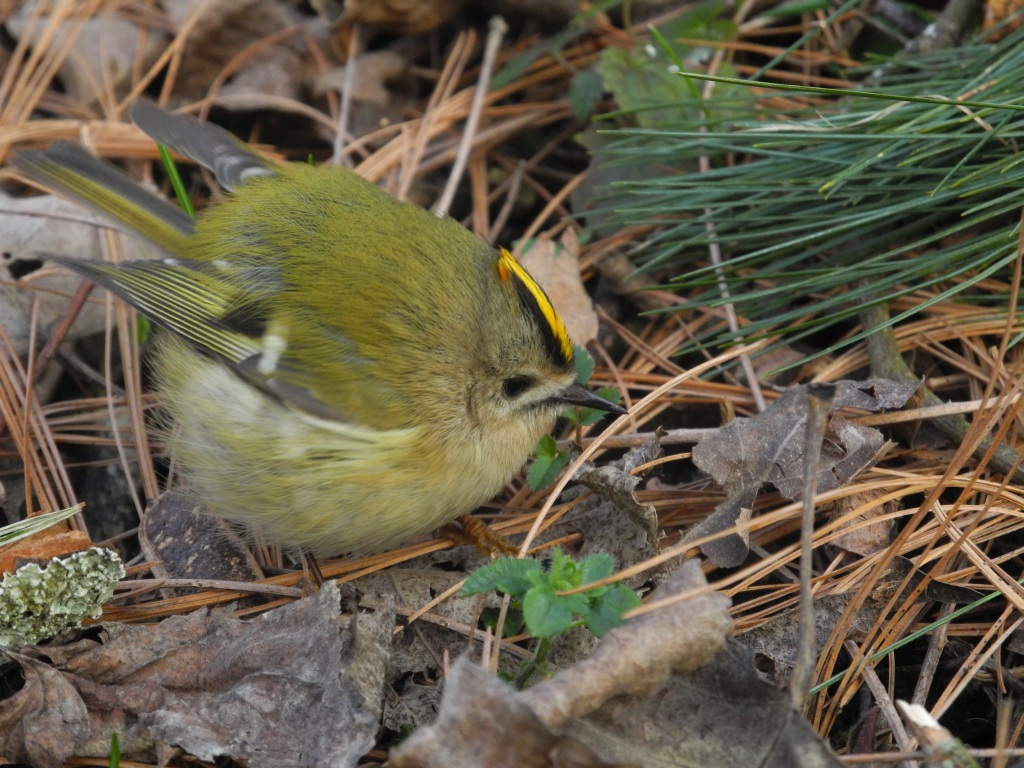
[0,582,382,768]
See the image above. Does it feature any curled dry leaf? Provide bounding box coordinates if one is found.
[567,639,845,768]
[572,465,658,545]
[393,659,625,768]
[687,379,917,567]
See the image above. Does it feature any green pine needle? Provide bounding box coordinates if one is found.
[587,26,1024,360]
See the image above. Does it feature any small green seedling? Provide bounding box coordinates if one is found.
[462,548,640,686]
[461,548,639,639]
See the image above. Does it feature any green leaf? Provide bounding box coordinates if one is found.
[460,558,539,598]
[136,314,152,345]
[651,0,738,44]
[523,586,575,638]
[597,45,701,130]
[478,605,525,637]
[583,584,641,637]
[532,433,559,459]
[573,343,595,384]
[545,548,581,590]
[580,553,614,584]
[569,68,605,121]
[462,547,636,642]
[527,447,570,490]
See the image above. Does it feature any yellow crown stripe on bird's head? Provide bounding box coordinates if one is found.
[496,248,574,369]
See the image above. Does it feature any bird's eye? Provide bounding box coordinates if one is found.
[502,376,535,399]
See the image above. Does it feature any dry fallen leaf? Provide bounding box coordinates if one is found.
[825,487,897,558]
[0,191,165,357]
[565,639,846,768]
[519,231,599,347]
[340,0,468,33]
[0,582,383,768]
[573,465,658,545]
[162,0,305,102]
[395,658,626,768]
[687,379,916,567]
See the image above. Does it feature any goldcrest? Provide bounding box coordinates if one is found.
[12,102,624,557]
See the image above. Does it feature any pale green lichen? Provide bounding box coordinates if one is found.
[0,547,125,647]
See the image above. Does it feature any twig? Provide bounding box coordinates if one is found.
[557,426,716,450]
[333,22,361,166]
[790,384,833,705]
[117,578,304,599]
[486,159,524,245]
[433,16,507,216]
[851,644,920,764]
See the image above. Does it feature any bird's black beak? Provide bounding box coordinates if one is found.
[553,383,627,415]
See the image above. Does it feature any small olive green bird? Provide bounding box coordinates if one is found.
[12,101,624,557]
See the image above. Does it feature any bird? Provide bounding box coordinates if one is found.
[11,101,625,558]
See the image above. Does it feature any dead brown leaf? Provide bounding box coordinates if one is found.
[825,487,897,558]
[0,582,383,768]
[741,556,979,683]
[393,659,626,768]
[566,639,845,768]
[687,380,915,567]
[572,465,658,545]
[340,0,468,33]
[519,231,599,347]
[163,0,305,102]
